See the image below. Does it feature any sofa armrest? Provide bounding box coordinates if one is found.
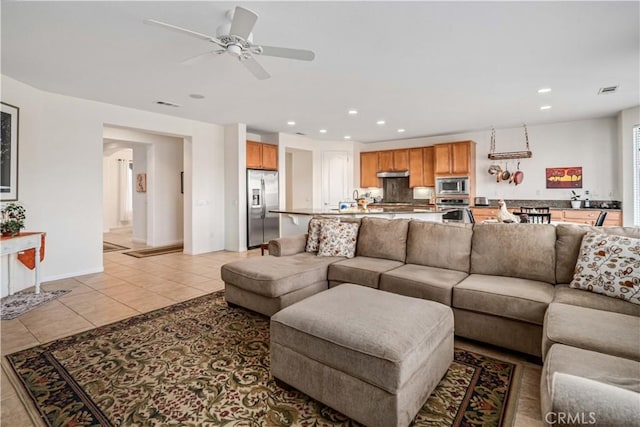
[547,372,640,426]
[268,234,307,257]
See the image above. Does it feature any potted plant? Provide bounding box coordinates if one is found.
[1,202,26,237]
[570,191,582,209]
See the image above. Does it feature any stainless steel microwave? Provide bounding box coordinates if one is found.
[436,177,469,196]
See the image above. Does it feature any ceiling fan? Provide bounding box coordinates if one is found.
[144,6,315,80]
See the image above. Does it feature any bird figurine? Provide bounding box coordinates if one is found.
[496,200,520,223]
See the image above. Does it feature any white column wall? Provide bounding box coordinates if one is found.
[617,106,640,226]
[224,123,247,252]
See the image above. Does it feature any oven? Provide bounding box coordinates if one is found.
[436,177,469,197]
[437,198,469,223]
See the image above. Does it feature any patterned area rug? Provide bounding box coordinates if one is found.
[103,241,129,252]
[1,289,71,320]
[5,291,520,426]
[123,244,183,258]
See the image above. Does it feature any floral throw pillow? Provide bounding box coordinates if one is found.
[305,217,339,253]
[570,232,640,305]
[318,221,360,258]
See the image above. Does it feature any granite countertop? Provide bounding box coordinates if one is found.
[272,207,451,215]
[471,205,621,212]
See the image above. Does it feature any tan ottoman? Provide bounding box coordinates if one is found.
[270,284,454,427]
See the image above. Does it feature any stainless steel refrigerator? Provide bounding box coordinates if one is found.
[247,169,279,248]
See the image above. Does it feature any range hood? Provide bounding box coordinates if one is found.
[377,170,410,178]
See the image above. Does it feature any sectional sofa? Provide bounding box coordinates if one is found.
[221,217,640,426]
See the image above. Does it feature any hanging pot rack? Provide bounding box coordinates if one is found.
[488,124,533,160]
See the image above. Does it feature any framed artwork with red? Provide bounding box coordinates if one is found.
[546,167,582,189]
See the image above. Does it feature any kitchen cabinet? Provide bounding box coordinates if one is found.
[246,141,278,170]
[360,151,380,188]
[379,149,409,171]
[434,141,475,176]
[470,207,516,223]
[563,210,622,226]
[409,147,435,188]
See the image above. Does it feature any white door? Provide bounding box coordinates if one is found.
[322,151,350,208]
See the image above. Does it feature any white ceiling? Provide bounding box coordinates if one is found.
[2,1,638,142]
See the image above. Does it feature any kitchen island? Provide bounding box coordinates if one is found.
[272,206,451,237]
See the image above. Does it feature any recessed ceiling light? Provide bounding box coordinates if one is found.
[319,129,327,134]
[397,128,406,133]
[376,120,386,125]
[537,88,552,94]
[540,105,552,110]
[344,135,352,140]
[348,109,358,115]
[287,121,296,126]
[189,93,205,99]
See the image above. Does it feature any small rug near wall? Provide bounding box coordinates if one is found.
[1,289,71,320]
[123,244,183,258]
[103,241,129,252]
[5,291,521,427]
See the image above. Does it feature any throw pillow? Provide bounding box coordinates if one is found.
[570,232,640,305]
[318,221,360,258]
[305,217,339,253]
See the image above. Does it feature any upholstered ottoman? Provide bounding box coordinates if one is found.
[270,284,454,427]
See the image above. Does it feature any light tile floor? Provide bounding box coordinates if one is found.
[1,231,543,426]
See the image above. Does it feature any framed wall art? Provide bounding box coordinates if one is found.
[1,102,19,201]
[545,166,582,189]
[135,173,147,193]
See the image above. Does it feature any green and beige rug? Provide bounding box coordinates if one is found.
[5,291,521,426]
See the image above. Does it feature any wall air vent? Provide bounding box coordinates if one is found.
[598,85,619,95]
[155,100,181,107]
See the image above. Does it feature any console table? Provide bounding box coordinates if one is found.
[0,232,45,295]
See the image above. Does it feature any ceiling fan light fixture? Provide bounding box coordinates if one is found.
[227,44,242,57]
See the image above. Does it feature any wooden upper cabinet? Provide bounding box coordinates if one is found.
[261,144,278,170]
[393,149,409,171]
[408,148,424,188]
[246,141,278,170]
[378,149,409,172]
[360,152,380,188]
[422,147,435,187]
[246,141,263,169]
[434,141,474,176]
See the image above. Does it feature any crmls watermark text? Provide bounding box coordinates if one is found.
[545,412,597,425]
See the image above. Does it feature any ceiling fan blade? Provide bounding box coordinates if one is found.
[241,56,270,80]
[181,50,223,66]
[229,6,258,40]
[144,19,224,47]
[259,45,315,61]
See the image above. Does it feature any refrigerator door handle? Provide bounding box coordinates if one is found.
[261,178,266,219]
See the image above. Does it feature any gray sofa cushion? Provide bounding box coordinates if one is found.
[541,344,640,427]
[555,224,640,284]
[221,252,343,297]
[329,256,404,288]
[553,284,640,317]
[356,217,409,262]
[453,274,555,325]
[379,264,468,306]
[406,221,473,273]
[270,284,454,394]
[543,302,640,361]
[470,223,557,284]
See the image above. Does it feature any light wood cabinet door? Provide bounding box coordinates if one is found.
[408,148,424,188]
[360,152,380,188]
[434,144,452,174]
[563,209,600,225]
[451,141,471,175]
[602,211,622,226]
[422,147,435,187]
[393,149,409,171]
[262,144,278,170]
[378,151,394,171]
[246,141,262,169]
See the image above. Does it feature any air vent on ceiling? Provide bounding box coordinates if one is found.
[598,85,619,95]
[155,100,181,107]
[295,132,306,136]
